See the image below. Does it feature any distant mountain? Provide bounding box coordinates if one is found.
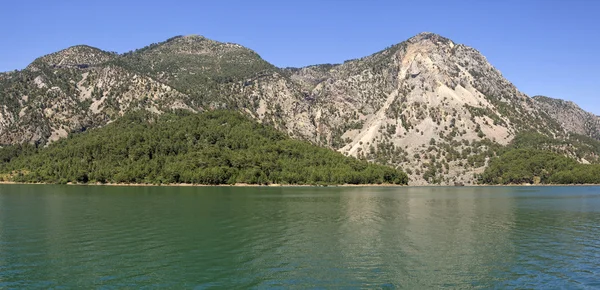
[533,96,600,140]
[28,45,116,69]
[1,32,598,184]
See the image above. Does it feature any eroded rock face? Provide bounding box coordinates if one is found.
[285,33,560,184]
[0,32,595,184]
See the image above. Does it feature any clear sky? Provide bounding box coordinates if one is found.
[1,0,598,114]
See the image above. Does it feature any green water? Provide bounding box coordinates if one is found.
[1,185,599,288]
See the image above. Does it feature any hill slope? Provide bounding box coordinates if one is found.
[1,46,192,145]
[284,33,579,184]
[116,35,316,139]
[0,110,408,185]
[533,95,600,140]
[479,148,600,185]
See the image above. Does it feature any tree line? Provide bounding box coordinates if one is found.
[0,110,408,186]
[478,148,600,184]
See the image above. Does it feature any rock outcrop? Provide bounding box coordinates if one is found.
[533,96,600,140]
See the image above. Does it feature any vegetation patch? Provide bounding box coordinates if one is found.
[478,148,600,185]
[0,110,408,186]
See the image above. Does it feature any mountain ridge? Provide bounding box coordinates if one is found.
[533,95,600,139]
[1,32,598,185]
[28,45,117,70]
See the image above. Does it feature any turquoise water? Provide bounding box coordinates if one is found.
[1,185,599,288]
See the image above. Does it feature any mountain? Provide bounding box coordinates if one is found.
[282,33,598,184]
[27,45,116,69]
[533,96,600,140]
[116,35,317,139]
[0,45,192,145]
[1,32,598,185]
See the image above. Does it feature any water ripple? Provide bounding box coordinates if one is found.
[1,185,600,288]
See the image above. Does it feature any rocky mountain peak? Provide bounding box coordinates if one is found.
[407,32,454,45]
[136,34,252,58]
[181,34,206,40]
[285,32,573,184]
[119,34,277,87]
[534,95,577,108]
[28,45,115,69]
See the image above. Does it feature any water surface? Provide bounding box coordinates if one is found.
[1,185,599,288]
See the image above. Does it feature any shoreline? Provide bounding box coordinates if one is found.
[0,181,405,187]
[0,181,599,187]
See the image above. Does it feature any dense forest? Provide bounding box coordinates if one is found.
[478,140,600,185]
[2,108,599,186]
[0,110,408,185]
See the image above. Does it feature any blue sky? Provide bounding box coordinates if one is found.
[1,0,598,114]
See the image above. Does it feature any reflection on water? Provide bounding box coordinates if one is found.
[335,187,519,288]
[0,185,599,288]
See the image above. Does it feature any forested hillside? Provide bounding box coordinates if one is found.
[0,110,408,185]
[478,133,600,184]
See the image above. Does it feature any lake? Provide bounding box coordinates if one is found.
[0,185,599,288]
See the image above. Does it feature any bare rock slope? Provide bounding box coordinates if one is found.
[286,33,570,184]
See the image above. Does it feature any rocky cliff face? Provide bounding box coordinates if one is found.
[0,32,596,184]
[533,96,600,140]
[285,33,567,184]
